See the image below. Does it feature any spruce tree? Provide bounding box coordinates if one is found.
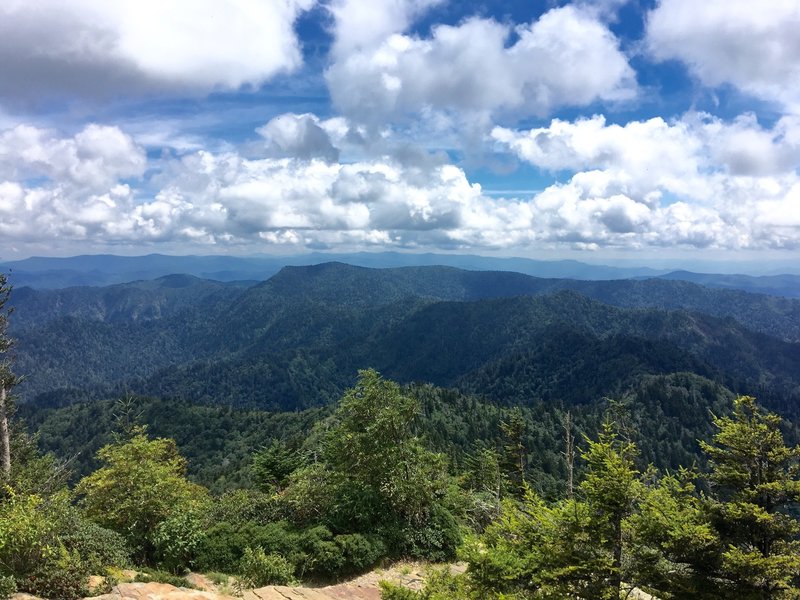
[580,420,641,598]
[701,395,800,599]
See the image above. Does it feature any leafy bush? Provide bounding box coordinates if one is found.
[59,507,130,572]
[380,569,470,600]
[238,547,295,587]
[76,432,209,563]
[154,511,205,573]
[206,489,280,526]
[0,575,16,600]
[381,505,461,562]
[195,520,299,574]
[334,533,386,576]
[379,581,420,600]
[133,568,195,588]
[27,547,89,600]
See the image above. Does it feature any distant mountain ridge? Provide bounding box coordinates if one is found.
[4,251,800,299]
[9,262,800,421]
[0,251,667,288]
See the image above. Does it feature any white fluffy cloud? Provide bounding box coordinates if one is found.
[646,0,800,112]
[326,5,636,122]
[256,113,341,162]
[3,111,800,253]
[493,112,800,249]
[0,0,315,102]
[328,0,443,57]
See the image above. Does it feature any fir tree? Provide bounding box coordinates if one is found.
[701,396,800,599]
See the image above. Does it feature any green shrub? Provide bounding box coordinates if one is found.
[195,521,300,574]
[381,505,461,562]
[379,581,421,599]
[380,569,471,600]
[238,547,295,587]
[27,547,89,600]
[59,507,130,572]
[206,489,280,526]
[133,568,195,588]
[334,534,386,577]
[154,511,205,573]
[0,575,17,600]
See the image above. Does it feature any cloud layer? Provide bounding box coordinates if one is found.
[646,0,800,112]
[327,5,637,122]
[0,0,315,102]
[0,0,799,258]
[2,110,800,253]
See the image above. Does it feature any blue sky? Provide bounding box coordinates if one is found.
[1,0,799,266]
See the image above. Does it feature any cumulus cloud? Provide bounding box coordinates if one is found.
[493,112,800,198]
[256,113,341,162]
[493,112,800,249]
[326,5,637,122]
[3,111,800,254]
[0,124,146,190]
[328,0,443,57]
[0,0,315,103]
[646,0,800,112]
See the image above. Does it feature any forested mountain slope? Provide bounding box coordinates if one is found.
[11,262,800,410]
[21,372,740,496]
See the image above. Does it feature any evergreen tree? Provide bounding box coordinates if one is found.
[251,440,300,493]
[580,420,641,598]
[500,407,527,495]
[701,396,800,599]
[628,469,722,599]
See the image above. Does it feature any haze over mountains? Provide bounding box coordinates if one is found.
[4,252,800,298]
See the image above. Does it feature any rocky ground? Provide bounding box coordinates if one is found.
[11,562,448,600]
[9,564,661,600]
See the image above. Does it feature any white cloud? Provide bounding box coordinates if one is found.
[0,124,146,190]
[328,0,443,57]
[646,0,800,112]
[326,5,637,122]
[257,113,340,162]
[0,0,315,103]
[493,112,800,249]
[3,112,800,254]
[493,112,800,200]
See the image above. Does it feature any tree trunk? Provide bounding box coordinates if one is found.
[611,516,623,596]
[564,411,575,499]
[0,385,10,476]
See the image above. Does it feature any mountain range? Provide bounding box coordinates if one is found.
[11,260,800,491]
[4,252,800,297]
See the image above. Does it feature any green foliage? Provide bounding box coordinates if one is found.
[627,469,721,599]
[26,546,88,600]
[252,440,301,493]
[701,396,800,598]
[56,505,131,574]
[380,568,474,600]
[290,369,460,561]
[76,431,209,564]
[133,568,195,588]
[461,492,612,599]
[0,575,15,600]
[205,488,280,526]
[238,547,295,587]
[154,510,205,573]
[579,421,641,596]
